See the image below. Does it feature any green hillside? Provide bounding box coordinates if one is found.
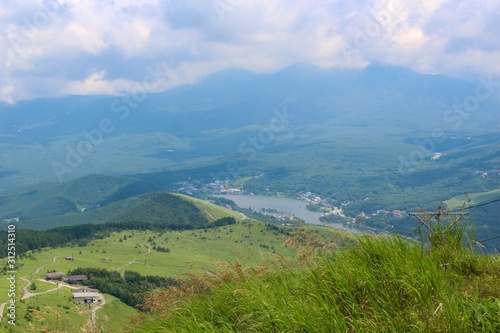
[174,193,243,222]
[4,191,208,230]
[0,173,246,230]
[443,189,500,251]
[445,189,500,210]
[104,192,207,227]
[1,288,137,333]
[0,191,245,260]
[0,174,158,225]
[1,220,349,332]
[132,225,500,332]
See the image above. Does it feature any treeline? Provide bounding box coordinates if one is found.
[208,216,237,227]
[0,217,237,258]
[67,267,178,309]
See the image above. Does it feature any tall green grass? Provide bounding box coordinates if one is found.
[132,223,500,332]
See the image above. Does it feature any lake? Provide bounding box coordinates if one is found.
[219,194,351,229]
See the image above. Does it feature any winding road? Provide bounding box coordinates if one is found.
[1,255,106,329]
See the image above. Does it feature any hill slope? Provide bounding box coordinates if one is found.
[0,174,157,220]
[132,229,500,332]
[0,174,242,229]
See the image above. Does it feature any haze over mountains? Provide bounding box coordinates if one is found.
[1,64,498,186]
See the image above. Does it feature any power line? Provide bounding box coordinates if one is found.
[446,197,500,245]
[449,197,500,212]
[405,224,424,239]
[477,235,500,243]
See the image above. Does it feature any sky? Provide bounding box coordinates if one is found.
[1,0,499,104]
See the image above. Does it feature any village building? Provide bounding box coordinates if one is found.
[73,288,100,303]
[45,272,66,281]
[64,275,88,284]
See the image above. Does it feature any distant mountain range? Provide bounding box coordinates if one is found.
[1,64,497,139]
[1,64,498,189]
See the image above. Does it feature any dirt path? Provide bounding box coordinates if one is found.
[1,255,111,329]
[0,303,5,322]
[20,256,82,300]
[20,277,61,300]
[89,293,106,326]
[0,256,61,322]
[204,208,216,220]
[33,255,59,274]
[117,245,151,271]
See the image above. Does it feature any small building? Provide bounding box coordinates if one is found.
[45,272,66,281]
[73,291,99,303]
[64,275,87,284]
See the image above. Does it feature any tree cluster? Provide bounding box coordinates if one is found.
[67,267,178,309]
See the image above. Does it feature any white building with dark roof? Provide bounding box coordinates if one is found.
[73,288,100,303]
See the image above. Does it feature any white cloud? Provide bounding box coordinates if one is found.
[64,70,131,95]
[111,20,152,58]
[0,0,499,103]
[65,23,107,55]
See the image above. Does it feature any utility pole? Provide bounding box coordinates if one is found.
[409,204,469,225]
[407,204,469,239]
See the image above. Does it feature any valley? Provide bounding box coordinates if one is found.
[4,0,500,329]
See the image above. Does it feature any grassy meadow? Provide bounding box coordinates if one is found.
[175,193,244,221]
[132,223,500,332]
[445,188,500,209]
[1,219,353,332]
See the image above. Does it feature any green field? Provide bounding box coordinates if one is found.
[1,220,351,332]
[175,193,244,221]
[444,188,500,210]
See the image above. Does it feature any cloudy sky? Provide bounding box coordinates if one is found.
[1,0,499,103]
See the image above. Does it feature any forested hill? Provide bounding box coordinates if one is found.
[0,190,240,257]
[0,174,234,229]
[0,174,156,220]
